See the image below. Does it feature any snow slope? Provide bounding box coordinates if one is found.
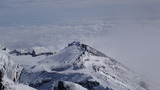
[0,49,36,90]
[18,41,160,90]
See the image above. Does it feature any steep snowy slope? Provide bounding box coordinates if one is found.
[0,50,36,90]
[19,41,160,90]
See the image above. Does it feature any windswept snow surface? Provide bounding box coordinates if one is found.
[10,84,36,90]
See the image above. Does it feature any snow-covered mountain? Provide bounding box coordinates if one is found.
[11,41,158,90]
[0,41,159,90]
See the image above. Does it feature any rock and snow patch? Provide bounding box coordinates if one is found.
[54,81,87,90]
[9,46,55,57]
[30,43,83,72]
[0,53,21,82]
[0,45,9,51]
[32,46,51,55]
[0,52,35,90]
[0,53,20,89]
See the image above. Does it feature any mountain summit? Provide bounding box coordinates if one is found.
[68,41,107,57]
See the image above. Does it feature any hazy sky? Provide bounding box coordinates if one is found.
[0,0,160,25]
[0,0,160,85]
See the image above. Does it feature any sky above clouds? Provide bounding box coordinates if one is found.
[0,0,160,85]
[0,0,160,25]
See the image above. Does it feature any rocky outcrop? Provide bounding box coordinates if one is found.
[0,70,4,90]
[77,80,100,89]
[10,49,55,57]
[54,81,87,90]
[68,41,107,57]
[0,53,21,90]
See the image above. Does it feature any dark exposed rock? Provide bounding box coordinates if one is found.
[0,83,4,90]
[0,70,4,90]
[29,78,52,88]
[77,80,100,90]
[54,81,68,90]
[9,49,54,57]
[58,81,67,90]
[0,71,3,82]
[9,49,30,56]
[2,47,6,51]
[36,52,54,56]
